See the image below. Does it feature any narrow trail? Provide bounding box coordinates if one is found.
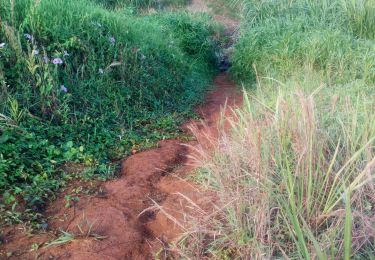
[2,73,241,260]
[1,2,241,260]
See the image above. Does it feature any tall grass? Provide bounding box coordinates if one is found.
[177,76,375,259]
[174,0,375,258]
[341,0,375,40]
[93,0,189,10]
[232,0,375,84]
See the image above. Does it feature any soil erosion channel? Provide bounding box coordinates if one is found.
[2,73,241,259]
[1,2,241,259]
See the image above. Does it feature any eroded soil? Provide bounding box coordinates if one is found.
[1,1,241,259]
[0,73,241,259]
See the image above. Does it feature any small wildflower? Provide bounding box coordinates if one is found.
[60,85,68,93]
[98,68,104,74]
[0,43,5,49]
[63,51,70,57]
[52,58,63,65]
[33,49,39,56]
[24,33,33,41]
[109,36,116,45]
[140,54,146,60]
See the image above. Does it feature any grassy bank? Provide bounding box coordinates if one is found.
[0,0,218,224]
[178,0,375,259]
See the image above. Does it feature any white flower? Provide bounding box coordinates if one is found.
[52,58,63,65]
[60,85,68,93]
[109,36,116,45]
[24,33,33,41]
[0,43,5,49]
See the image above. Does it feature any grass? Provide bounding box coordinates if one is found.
[0,0,219,224]
[93,0,189,10]
[178,75,375,259]
[232,0,375,84]
[206,0,241,20]
[174,0,375,259]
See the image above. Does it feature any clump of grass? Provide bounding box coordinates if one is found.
[45,213,106,248]
[177,84,375,259]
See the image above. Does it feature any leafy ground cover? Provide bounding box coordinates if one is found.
[177,0,375,259]
[0,0,219,224]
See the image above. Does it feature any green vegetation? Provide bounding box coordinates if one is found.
[0,0,218,223]
[206,0,240,19]
[93,0,189,10]
[232,0,375,84]
[178,0,375,259]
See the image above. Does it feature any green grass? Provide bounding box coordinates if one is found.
[93,0,189,10]
[174,0,375,259]
[232,0,375,84]
[206,0,241,20]
[0,0,219,223]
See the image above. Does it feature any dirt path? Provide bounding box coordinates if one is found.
[1,72,241,260]
[1,2,241,260]
[1,73,241,260]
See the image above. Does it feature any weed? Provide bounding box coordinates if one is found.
[64,195,79,208]
[45,213,106,248]
[44,230,75,248]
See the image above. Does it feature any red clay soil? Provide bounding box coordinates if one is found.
[0,73,241,260]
